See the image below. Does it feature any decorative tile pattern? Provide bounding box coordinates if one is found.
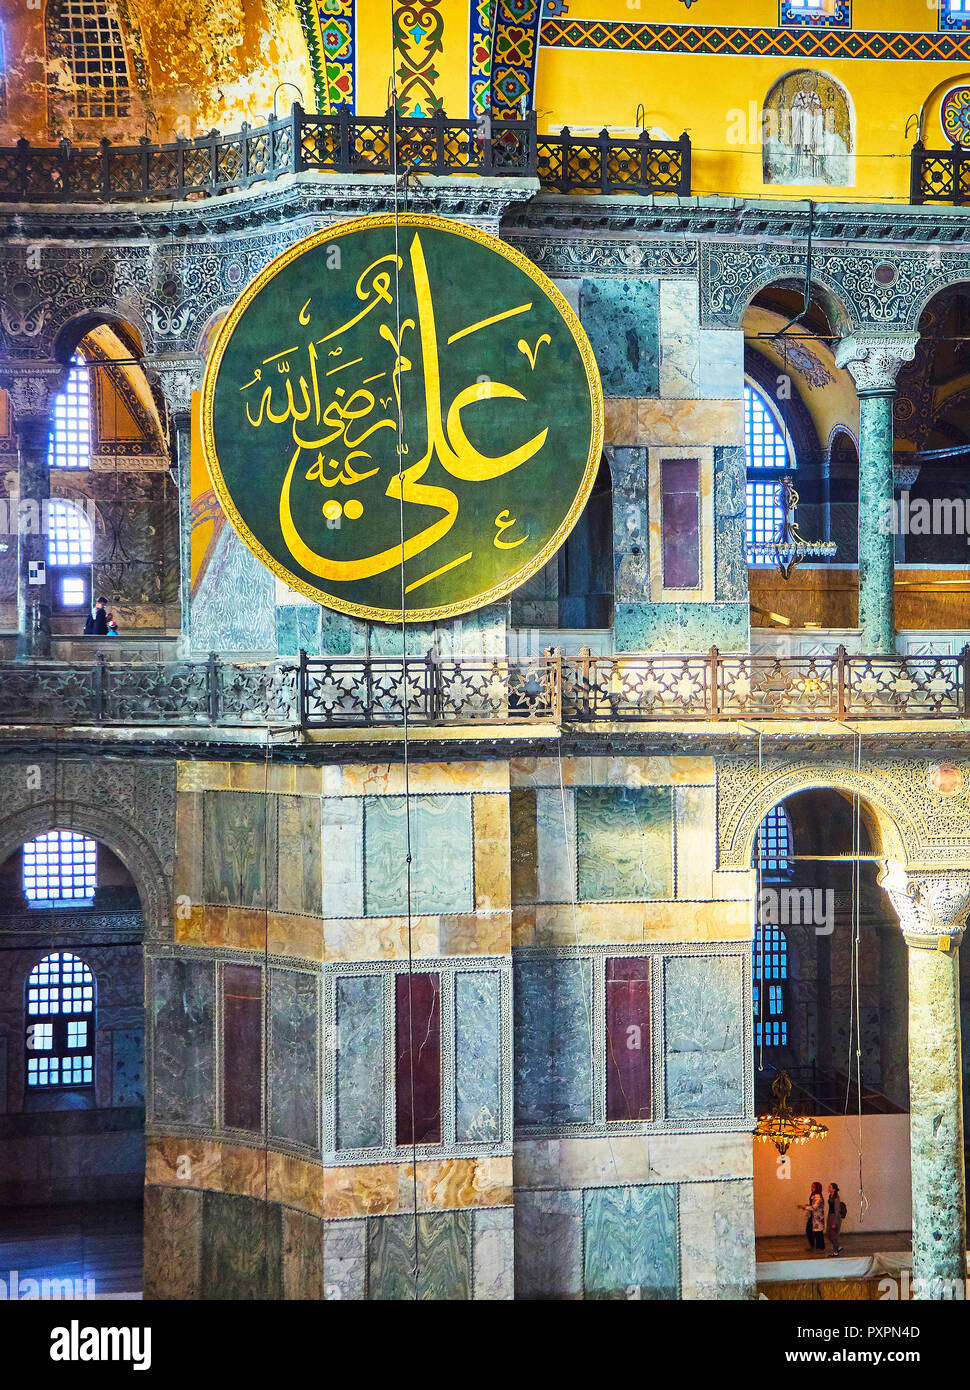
[335,975,385,1150]
[942,84,970,144]
[269,969,319,1149]
[584,1185,679,1299]
[368,1211,472,1299]
[539,16,970,60]
[469,0,494,118]
[491,0,542,118]
[514,958,593,1125]
[780,0,850,26]
[576,787,673,902]
[665,955,745,1119]
[364,795,473,917]
[393,1,446,117]
[297,0,356,115]
[455,970,501,1141]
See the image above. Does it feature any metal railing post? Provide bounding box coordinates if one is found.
[952,139,965,206]
[836,644,848,720]
[678,131,691,196]
[292,101,305,173]
[709,646,721,719]
[910,139,925,205]
[298,647,308,727]
[961,644,970,719]
[239,122,250,187]
[207,650,219,724]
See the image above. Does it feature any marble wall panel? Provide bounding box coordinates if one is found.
[335,974,385,1150]
[322,797,364,919]
[203,791,272,909]
[276,604,321,658]
[269,968,319,1149]
[535,787,575,904]
[584,1184,679,1299]
[473,794,511,912]
[674,785,716,900]
[110,1028,144,1107]
[659,279,700,398]
[576,786,673,901]
[699,330,744,400]
[364,795,473,917]
[455,970,501,1143]
[281,1207,324,1300]
[323,1218,367,1300]
[143,1185,202,1300]
[367,1211,471,1300]
[510,788,538,906]
[472,1207,514,1300]
[151,957,215,1127]
[277,795,322,915]
[514,1189,583,1299]
[679,1178,755,1300]
[665,955,745,1119]
[581,278,660,398]
[514,959,593,1126]
[396,973,442,1146]
[200,1190,283,1300]
[223,963,262,1132]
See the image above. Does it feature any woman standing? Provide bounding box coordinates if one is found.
[826,1182,845,1256]
[799,1181,825,1252]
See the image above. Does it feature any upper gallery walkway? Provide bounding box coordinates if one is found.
[0,646,968,731]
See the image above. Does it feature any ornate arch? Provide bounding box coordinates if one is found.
[718,761,915,872]
[0,799,171,940]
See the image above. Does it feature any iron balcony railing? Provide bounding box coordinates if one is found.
[0,646,967,728]
[0,107,691,204]
[910,139,970,205]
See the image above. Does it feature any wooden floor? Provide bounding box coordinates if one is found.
[0,1200,143,1298]
[757,1229,912,1263]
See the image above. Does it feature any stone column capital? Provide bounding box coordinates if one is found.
[835,334,920,394]
[893,461,921,491]
[142,354,204,420]
[879,861,970,946]
[0,361,68,429]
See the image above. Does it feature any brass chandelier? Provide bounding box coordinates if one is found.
[753,1070,829,1157]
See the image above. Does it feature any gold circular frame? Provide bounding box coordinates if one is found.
[201,212,605,624]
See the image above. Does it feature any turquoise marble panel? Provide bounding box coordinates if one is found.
[714,445,747,604]
[614,600,749,655]
[367,1212,471,1300]
[576,786,673,902]
[152,957,214,1127]
[203,791,273,908]
[335,975,384,1150]
[514,1190,583,1299]
[514,958,593,1126]
[269,969,319,1149]
[580,277,660,397]
[200,1191,282,1300]
[276,604,321,658]
[364,795,473,916]
[665,955,744,1119]
[584,1185,679,1299]
[535,787,575,904]
[454,971,501,1143]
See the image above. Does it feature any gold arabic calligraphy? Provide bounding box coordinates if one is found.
[237,232,549,584]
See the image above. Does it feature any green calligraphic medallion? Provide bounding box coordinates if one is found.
[202,214,604,622]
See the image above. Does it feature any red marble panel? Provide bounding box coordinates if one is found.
[223,963,262,1132]
[396,972,442,1146]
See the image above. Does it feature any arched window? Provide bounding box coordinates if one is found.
[755,804,794,880]
[49,352,91,470]
[23,831,97,902]
[47,0,131,120]
[47,498,94,609]
[745,381,793,565]
[25,952,95,1088]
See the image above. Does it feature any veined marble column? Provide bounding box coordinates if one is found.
[880,862,970,1297]
[835,336,919,655]
[145,356,203,659]
[0,364,67,659]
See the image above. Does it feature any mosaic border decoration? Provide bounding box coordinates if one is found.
[538,17,970,61]
[297,0,356,115]
[491,0,542,119]
[393,0,446,117]
[779,0,850,27]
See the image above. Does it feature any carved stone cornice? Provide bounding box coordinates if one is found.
[878,861,970,944]
[835,335,920,395]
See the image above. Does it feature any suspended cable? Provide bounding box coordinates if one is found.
[389,75,421,1302]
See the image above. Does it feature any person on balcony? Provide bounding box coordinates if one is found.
[83,596,109,636]
[799,1181,825,1252]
